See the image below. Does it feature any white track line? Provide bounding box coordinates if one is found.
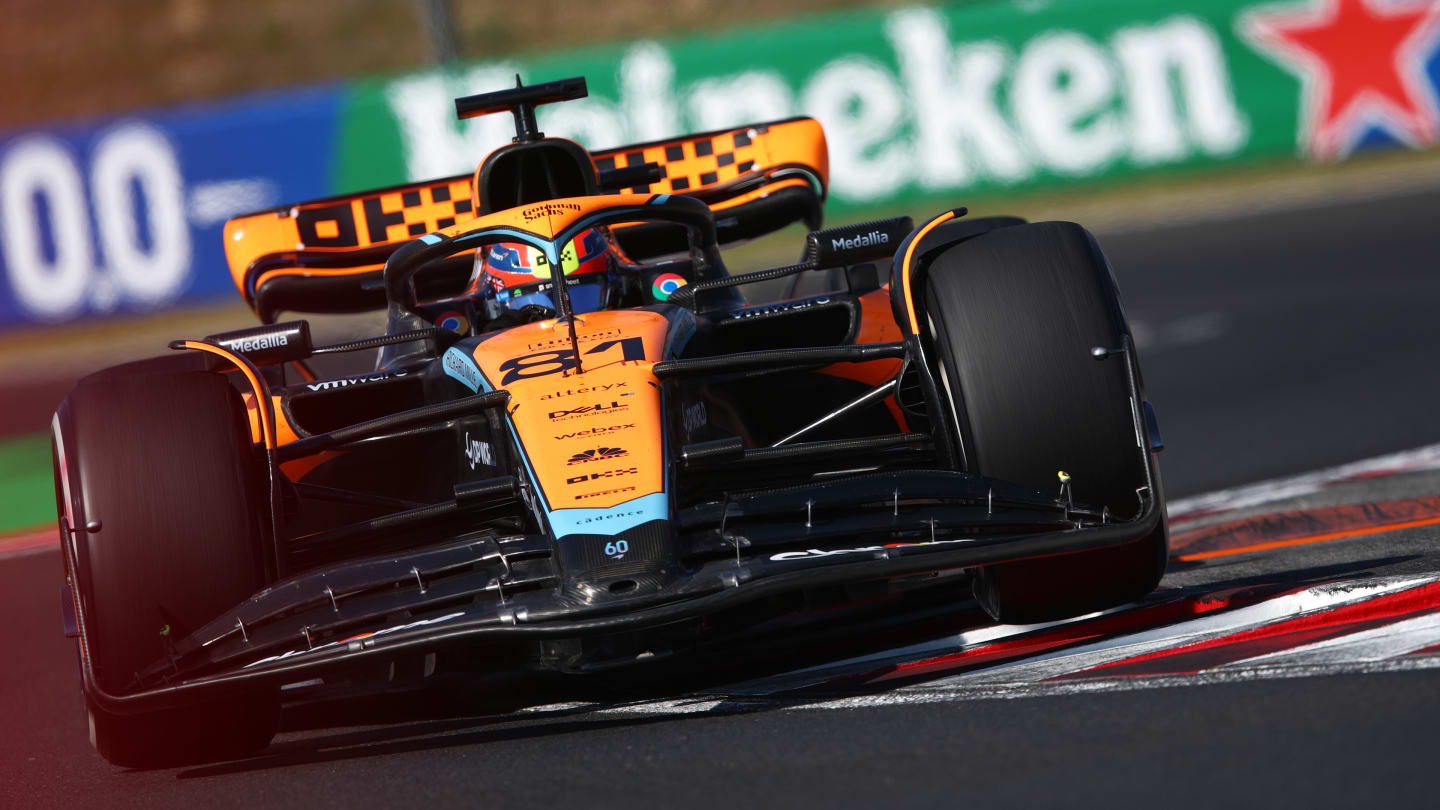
[1167,441,1440,520]
[922,575,1436,686]
[1219,610,1440,669]
[516,574,1440,718]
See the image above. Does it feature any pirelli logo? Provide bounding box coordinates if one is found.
[294,180,477,249]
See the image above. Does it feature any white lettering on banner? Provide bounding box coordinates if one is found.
[886,9,1032,186]
[0,125,195,321]
[1013,32,1126,176]
[0,138,92,319]
[386,63,522,181]
[540,98,626,150]
[688,71,795,132]
[1114,16,1249,164]
[383,12,1252,203]
[801,56,910,199]
[90,123,191,304]
[622,42,682,142]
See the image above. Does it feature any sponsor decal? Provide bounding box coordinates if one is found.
[731,297,831,320]
[567,467,638,485]
[436,310,470,334]
[241,611,466,669]
[501,337,647,383]
[443,346,485,391]
[539,381,630,401]
[831,230,889,251]
[526,328,622,352]
[555,424,635,440]
[576,485,637,500]
[576,513,644,527]
[567,446,629,465]
[651,272,687,301]
[683,401,707,436]
[548,401,629,422]
[305,370,406,392]
[521,201,582,221]
[219,332,288,353]
[1239,0,1440,160]
[463,431,494,469]
[381,6,1251,212]
[769,537,973,562]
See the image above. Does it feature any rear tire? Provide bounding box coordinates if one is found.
[920,221,1166,624]
[58,371,276,766]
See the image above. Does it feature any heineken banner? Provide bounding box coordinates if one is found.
[2,0,1438,328]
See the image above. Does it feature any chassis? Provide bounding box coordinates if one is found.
[52,77,1166,765]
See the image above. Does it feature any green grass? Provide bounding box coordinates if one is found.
[0,433,55,534]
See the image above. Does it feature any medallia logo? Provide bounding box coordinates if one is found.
[1241,0,1440,159]
[831,230,889,251]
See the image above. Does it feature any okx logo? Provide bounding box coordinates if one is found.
[567,467,638,485]
[548,401,628,422]
[567,447,628,465]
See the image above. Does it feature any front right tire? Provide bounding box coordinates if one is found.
[919,221,1167,624]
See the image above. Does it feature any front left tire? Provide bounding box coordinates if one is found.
[55,370,277,767]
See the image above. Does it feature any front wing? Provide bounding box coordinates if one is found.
[72,470,1160,715]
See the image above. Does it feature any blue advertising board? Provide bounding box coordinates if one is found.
[0,84,342,329]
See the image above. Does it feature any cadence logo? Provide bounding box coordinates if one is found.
[548,401,629,422]
[568,447,629,465]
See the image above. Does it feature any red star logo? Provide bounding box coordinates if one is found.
[1242,0,1440,159]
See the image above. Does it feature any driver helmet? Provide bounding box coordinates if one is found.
[469,228,614,319]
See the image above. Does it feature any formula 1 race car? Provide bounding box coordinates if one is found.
[51,77,1166,766]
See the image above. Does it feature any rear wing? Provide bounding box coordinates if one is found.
[224,117,828,323]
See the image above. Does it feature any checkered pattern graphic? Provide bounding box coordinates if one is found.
[293,127,774,250]
[355,179,476,246]
[593,128,762,195]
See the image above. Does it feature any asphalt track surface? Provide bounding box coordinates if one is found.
[4,187,1440,807]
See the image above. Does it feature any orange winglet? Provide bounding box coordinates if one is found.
[897,210,961,335]
[174,340,276,449]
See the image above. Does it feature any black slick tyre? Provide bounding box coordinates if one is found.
[920,221,1166,624]
[56,371,276,767]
